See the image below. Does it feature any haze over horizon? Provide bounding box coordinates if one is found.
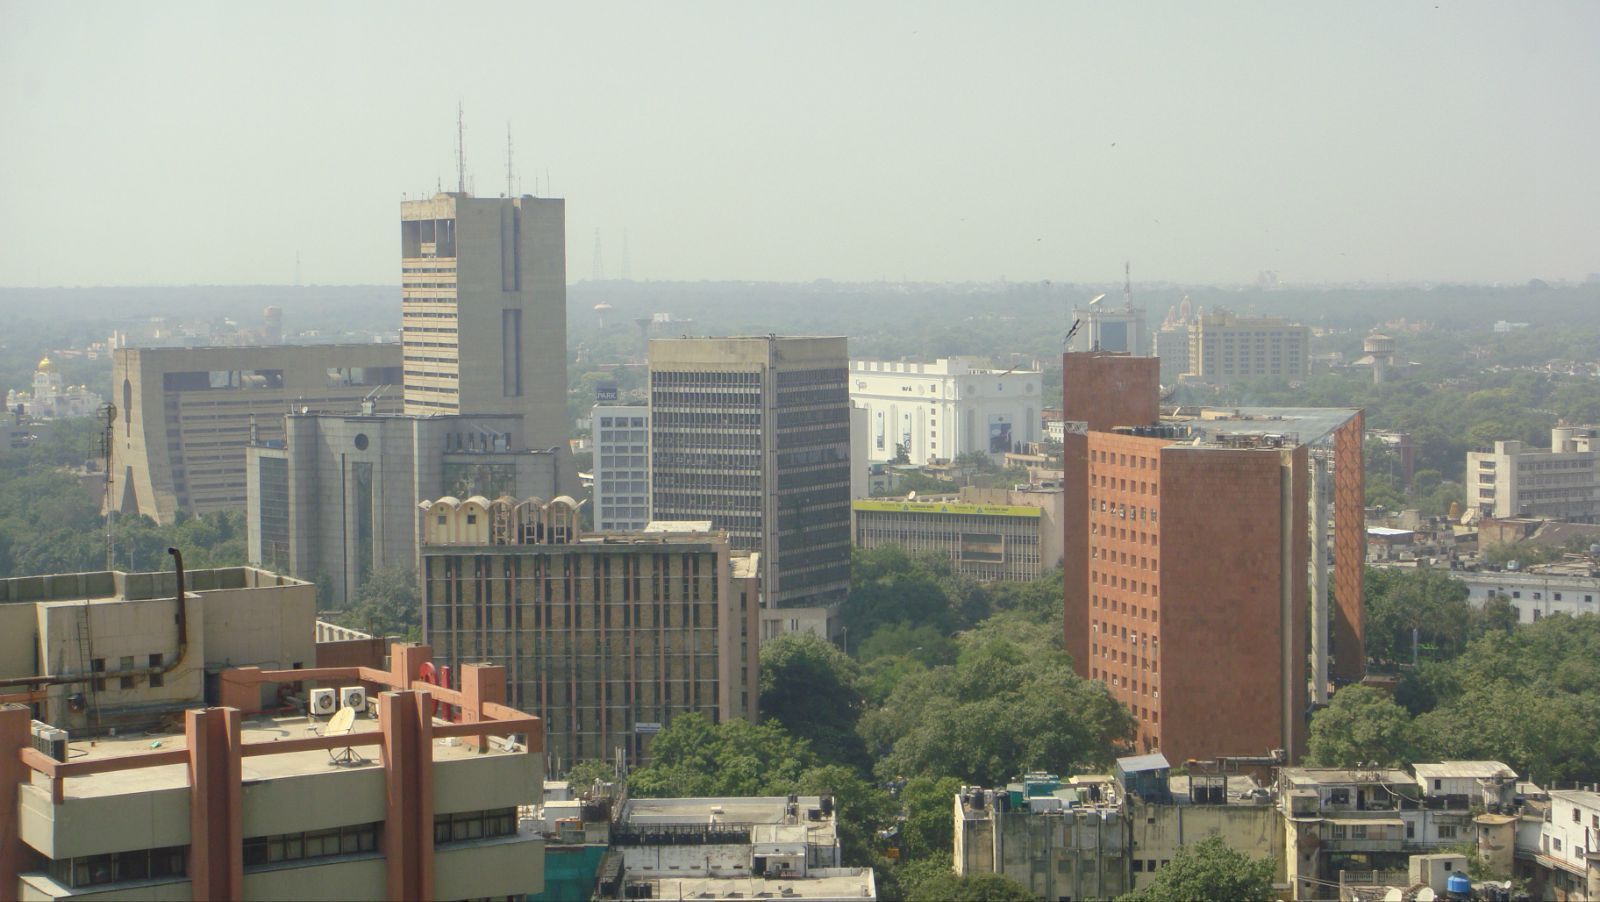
[3,1,1597,288]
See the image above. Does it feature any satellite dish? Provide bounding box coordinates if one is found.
[907,491,917,501]
[326,706,357,736]
[1089,293,1107,306]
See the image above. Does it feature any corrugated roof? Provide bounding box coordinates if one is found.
[1117,752,1171,773]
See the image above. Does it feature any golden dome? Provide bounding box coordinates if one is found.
[37,356,54,371]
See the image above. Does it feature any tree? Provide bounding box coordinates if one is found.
[1121,835,1275,902]
[1306,685,1417,767]
[899,865,1034,902]
[563,758,617,794]
[1363,567,1473,667]
[893,443,911,465]
[337,566,421,641]
[628,714,820,798]
[794,764,897,866]
[760,634,870,769]
[899,775,963,862]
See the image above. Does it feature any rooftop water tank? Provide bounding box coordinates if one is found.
[1446,872,1471,897]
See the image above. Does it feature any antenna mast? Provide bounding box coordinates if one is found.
[505,123,514,197]
[456,102,466,195]
[1123,260,1133,308]
[592,228,605,281]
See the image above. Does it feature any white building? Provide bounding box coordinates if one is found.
[5,356,104,420]
[850,357,1041,465]
[1537,789,1600,898]
[592,404,649,531]
[1455,564,1600,624]
[1468,426,1600,522]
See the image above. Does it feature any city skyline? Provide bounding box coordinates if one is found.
[3,2,1599,288]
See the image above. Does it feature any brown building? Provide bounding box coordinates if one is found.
[1062,352,1364,763]
[419,495,761,772]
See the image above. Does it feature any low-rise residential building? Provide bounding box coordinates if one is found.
[1454,562,1600,624]
[853,486,1062,582]
[596,795,873,901]
[1469,426,1600,523]
[1536,789,1600,901]
[955,773,1130,900]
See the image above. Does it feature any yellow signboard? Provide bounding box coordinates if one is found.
[852,500,1041,518]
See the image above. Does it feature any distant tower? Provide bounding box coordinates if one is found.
[592,228,605,282]
[262,306,283,345]
[594,303,613,328]
[621,228,631,281]
[1123,260,1133,308]
[505,123,514,197]
[455,102,466,195]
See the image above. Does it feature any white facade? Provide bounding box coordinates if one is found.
[1456,567,1600,624]
[850,358,1041,465]
[1468,427,1600,522]
[592,404,649,531]
[1540,790,1600,880]
[6,356,104,420]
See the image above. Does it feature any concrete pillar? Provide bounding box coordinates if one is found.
[1310,455,1330,705]
[1,703,32,896]
[459,663,506,753]
[381,690,435,900]
[390,642,432,691]
[185,707,243,900]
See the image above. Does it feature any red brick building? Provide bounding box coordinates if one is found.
[1062,352,1363,763]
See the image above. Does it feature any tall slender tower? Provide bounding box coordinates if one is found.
[400,192,568,450]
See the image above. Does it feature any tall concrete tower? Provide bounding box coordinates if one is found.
[400,193,567,450]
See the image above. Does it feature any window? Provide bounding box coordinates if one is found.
[1330,788,1350,805]
[48,846,189,889]
[434,808,518,845]
[243,822,380,869]
[1575,807,1583,824]
[1132,860,1145,873]
[1437,825,1458,840]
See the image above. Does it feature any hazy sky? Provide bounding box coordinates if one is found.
[3,2,1597,287]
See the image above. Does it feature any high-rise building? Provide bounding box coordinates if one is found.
[419,496,760,770]
[400,193,567,450]
[592,404,650,532]
[1152,325,1191,385]
[649,337,852,608]
[1061,352,1364,762]
[849,357,1042,464]
[112,343,402,522]
[1187,310,1310,384]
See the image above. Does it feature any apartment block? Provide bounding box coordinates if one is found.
[2,642,545,900]
[401,192,567,450]
[849,357,1042,464]
[419,495,760,771]
[592,404,649,532]
[1187,309,1310,384]
[111,343,402,522]
[649,337,852,608]
[1468,426,1600,522]
[852,486,1062,582]
[1062,352,1364,763]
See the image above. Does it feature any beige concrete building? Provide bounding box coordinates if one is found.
[852,485,1062,582]
[1468,426,1600,522]
[111,343,402,522]
[2,642,545,901]
[0,564,316,734]
[649,337,852,609]
[1187,309,1310,384]
[419,496,760,772]
[401,192,567,451]
[849,357,1043,464]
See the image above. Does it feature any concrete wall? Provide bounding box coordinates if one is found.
[1127,800,1284,892]
[1063,352,1160,433]
[240,856,388,902]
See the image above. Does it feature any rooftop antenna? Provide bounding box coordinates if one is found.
[592,228,605,281]
[505,122,514,198]
[455,101,466,195]
[1123,260,1133,309]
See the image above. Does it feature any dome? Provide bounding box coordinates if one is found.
[37,356,54,372]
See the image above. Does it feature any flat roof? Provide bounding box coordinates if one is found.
[649,869,875,901]
[620,796,825,826]
[40,713,517,800]
[1165,406,1362,446]
[1413,761,1516,780]
[1280,767,1414,787]
[1547,789,1600,809]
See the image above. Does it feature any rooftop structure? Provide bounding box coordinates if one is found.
[1468,426,1600,523]
[852,486,1062,582]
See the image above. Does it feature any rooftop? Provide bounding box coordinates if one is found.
[647,868,876,901]
[1412,761,1517,781]
[1548,789,1600,810]
[0,566,307,606]
[1280,767,1414,787]
[1164,406,1362,446]
[33,712,517,800]
[620,796,828,826]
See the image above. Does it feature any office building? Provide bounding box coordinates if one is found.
[1468,426,1600,522]
[1061,352,1364,762]
[1067,271,1149,356]
[2,641,545,900]
[419,495,761,770]
[1187,309,1310,384]
[649,337,851,608]
[852,486,1063,582]
[247,411,559,605]
[1152,325,1191,385]
[592,404,650,531]
[849,357,1042,464]
[401,192,568,450]
[112,343,403,522]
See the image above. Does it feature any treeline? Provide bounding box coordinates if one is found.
[1308,567,1600,785]
[0,419,247,578]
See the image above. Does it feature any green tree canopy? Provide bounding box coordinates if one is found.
[336,566,421,642]
[899,864,1034,902]
[628,713,820,798]
[759,633,870,770]
[1307,685,1417,768]
[1120,835,1275,902]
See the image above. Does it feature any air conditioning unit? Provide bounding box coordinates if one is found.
[309,688,338,716]
[340,686,368,714]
